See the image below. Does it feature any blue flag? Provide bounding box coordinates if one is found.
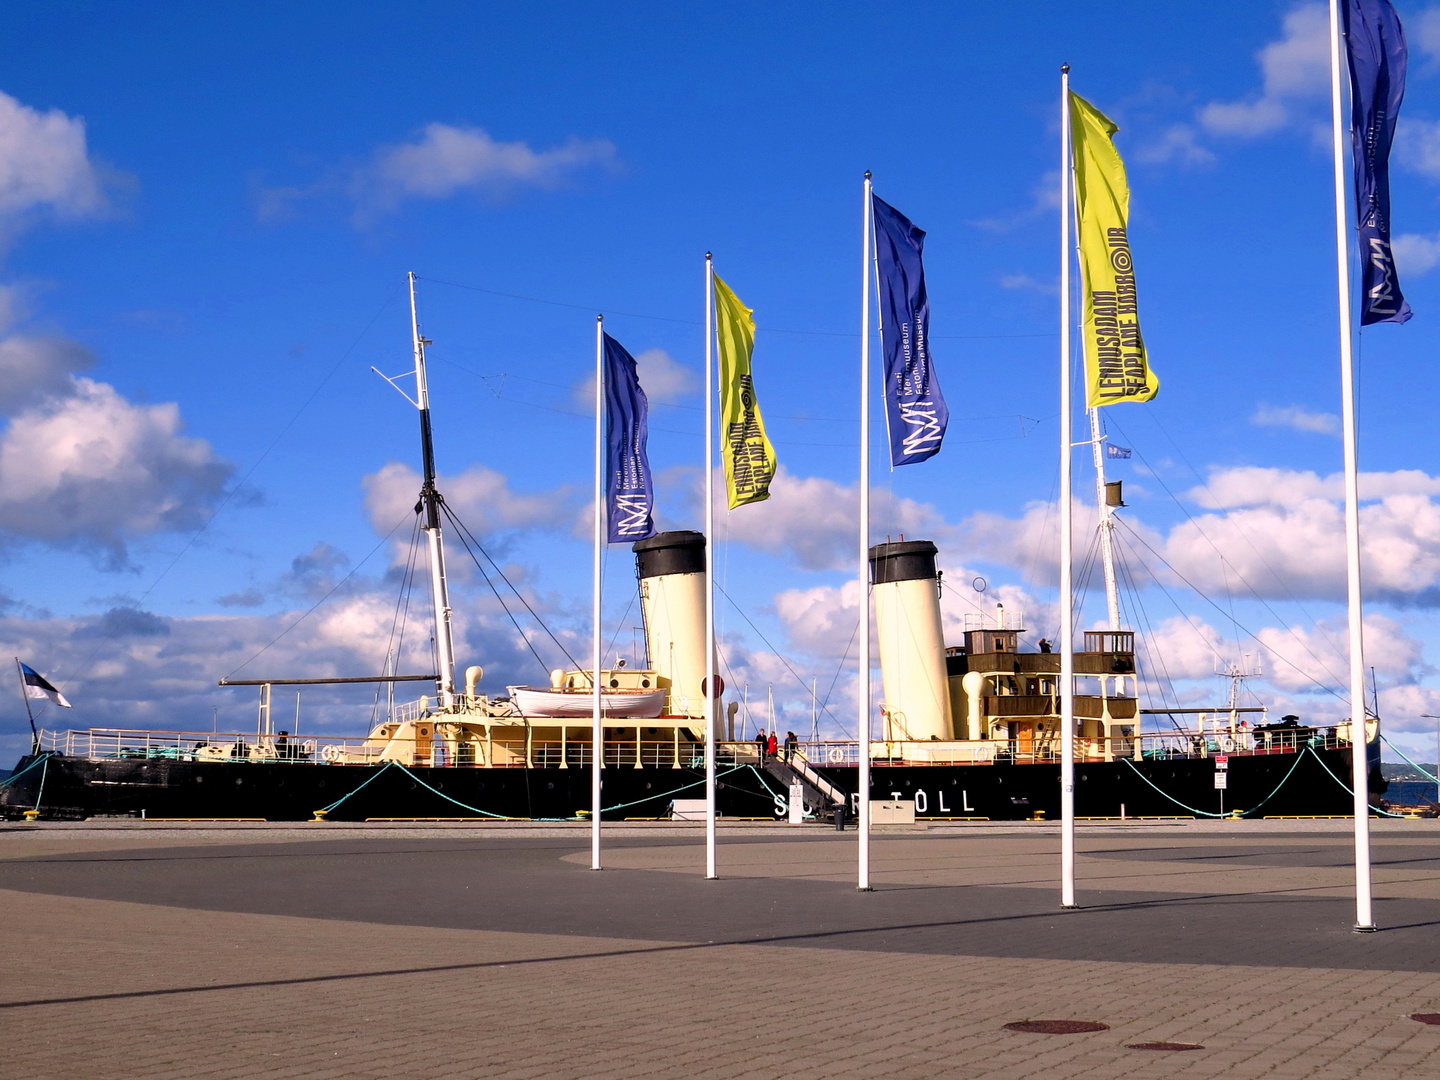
[1106,443,1132,460]
[873,194,948,466]
[603,334,656,544]
[1345,0,1412,325]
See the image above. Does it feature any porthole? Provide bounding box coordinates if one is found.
[609,679,619,688]
[645,782,652,790]
[547,782,554,790]
[642,679,651,688]
[235,777,243,786]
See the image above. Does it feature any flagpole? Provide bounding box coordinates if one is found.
[704,252,718,881]
[591,314,604,871]
[858,172,874,892]
[14,658,38,753]
[1328,0,1375,932]
[1058,64,1077,910]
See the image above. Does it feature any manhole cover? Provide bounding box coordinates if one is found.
[1126,1042,1205,1052]
[1004,1020,1109,1035]
[1412,1014,1440,1025]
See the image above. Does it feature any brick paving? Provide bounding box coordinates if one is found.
[0,820,1438,1079]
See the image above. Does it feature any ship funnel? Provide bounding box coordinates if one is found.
[634,530,708,719]
[870,539,953,741]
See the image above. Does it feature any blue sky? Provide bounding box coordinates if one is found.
[5,1,1440,765]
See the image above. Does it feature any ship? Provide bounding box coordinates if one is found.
[1,276,1383,824]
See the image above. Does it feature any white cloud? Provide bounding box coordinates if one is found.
[998,273,1058,295]
[1415,6,1440,66]
[956,466,1440,609]
[363,461,571,540]
[1136,124,1217,166]
[1392,230,1440,277]
[355,123,618,216]
[1250,403,1340,436]
[1397,117,1440,180]
[0,578,587,758]
[0,333,94,413]
[1255,612,1423,694]
[0,378,231,562]
[1199,4,1329,138]
[0,90,108,229]
[572,347,700,408]
[718,465,948,572]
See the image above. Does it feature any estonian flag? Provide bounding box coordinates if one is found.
[20,663,71,708]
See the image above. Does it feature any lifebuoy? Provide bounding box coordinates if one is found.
[320,744,340,762]
[1220,736,1235,753]
[828,747,845,763]
[973,745,993,762]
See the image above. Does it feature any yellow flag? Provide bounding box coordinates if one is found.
[1070,91,1159,407]
[713,273,776,508]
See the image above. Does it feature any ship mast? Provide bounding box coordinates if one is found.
[1087,406,1121,631]
[411,275,457,707]
[375,273,457,708]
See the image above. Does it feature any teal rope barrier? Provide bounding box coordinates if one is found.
[0,752,53,791]
[1120,746,1311,818]
[317,759,756,821]
[1379,734,1440,787]
[314,760,400,814]
[594,763,752,816]
[32,755,48,813]
[1305,745,1406,817]
[388,763,516,818]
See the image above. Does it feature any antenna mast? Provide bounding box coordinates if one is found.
[375,273,456,708]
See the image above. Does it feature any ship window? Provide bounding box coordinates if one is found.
[609,678,619,688]
[642,679,651,687]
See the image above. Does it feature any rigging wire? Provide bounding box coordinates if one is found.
[1105,411,1346,687]
[1113,530,1190,735]
[416,274,1057,341]
[438,503,569,679]
[713,581,851,734]
[60,283,406,687]
[371,514,423,724]
[222,512,412,681]
[1114,517,1345,702]
[440,502,587,673]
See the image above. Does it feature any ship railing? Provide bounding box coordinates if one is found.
[33,727,360,764]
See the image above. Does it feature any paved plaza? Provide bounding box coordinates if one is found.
[2,819,1439,1079]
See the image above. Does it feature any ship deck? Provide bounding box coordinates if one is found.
[1,819,1438,1079]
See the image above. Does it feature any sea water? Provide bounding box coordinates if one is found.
[1387,779,1439,806]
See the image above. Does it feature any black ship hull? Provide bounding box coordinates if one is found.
[0,745,1370,822]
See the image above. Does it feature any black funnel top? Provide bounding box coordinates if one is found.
[633,530,706,579]
[869,539,939,584]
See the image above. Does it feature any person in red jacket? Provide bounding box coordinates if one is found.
[766,731,778,760]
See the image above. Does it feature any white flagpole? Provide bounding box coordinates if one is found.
[1059,64,1077,910]
[704,253,718,880]
[592,314,605,871]
[858,172,874,892]
[1327,0,1375,932]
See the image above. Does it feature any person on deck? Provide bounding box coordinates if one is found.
[784,731,798,763]
[767,731,778,761]
[1038,638,1052,653]
[755,730,768,762]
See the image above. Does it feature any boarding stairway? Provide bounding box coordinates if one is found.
[761,751,848,816]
